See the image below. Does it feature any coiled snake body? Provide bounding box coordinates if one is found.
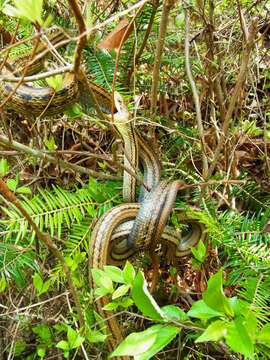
[0,33,205,359]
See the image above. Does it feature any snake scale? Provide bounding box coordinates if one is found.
[0,31,205,359]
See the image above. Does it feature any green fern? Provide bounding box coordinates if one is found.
[0,179,121,285]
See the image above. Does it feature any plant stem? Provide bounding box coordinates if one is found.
[0,178,85,328]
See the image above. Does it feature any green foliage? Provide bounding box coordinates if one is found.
[92,265,270,359]
[56,326,84,359]
[4,0,44,25]
[33,272,51,296]
[0,179,120,286]
[191,239,207,269]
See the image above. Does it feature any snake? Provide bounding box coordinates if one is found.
[0,31,205,358]
[0,30,115,117]
[89,93,206,358]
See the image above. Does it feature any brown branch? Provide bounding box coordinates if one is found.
[150,0,176,124]
[126,0,159,86]
[111,3,145,117]
[0,178,85,328]
[0,134,120,181]
[205,18,258,182]
[0,19,20,72]
[67,0,87,74]
[184,4,208,176]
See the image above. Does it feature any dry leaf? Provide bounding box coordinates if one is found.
[97,18,133,50]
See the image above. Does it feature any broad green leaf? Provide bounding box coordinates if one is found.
[202,269,234,317]
[225,318,254,359]
[33,273,43,293]
[123,261,136,284]
[16,186,32,194]
[187,300,224,320]
[5,0,43,25]
[257,323,270,345]
[161,305,188,322]
[131,270,164,321]
[102,302,119,311]
[46,74,63,92]
[244,311,257,340]
[196,320,227,342]
[112,285,130,300]
[0,278,6,293]
[86,329,107,343]
[13,340,26,356]
[0,158,9,177]
[37,346,46,358]
[7,178,17,192]
[56,340,69,351]
[41,279,51,294]
[134,325,180,360]
[110,325,161,357]
[91,268,106,287]
[191,239,206,262]
[104,266,124,283]
[67,327,84,349]
[67,327,77,346]
[99,275,114,293]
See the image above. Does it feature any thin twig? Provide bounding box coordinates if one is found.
[184,4,208,176]
[205,18,258,182]
[150,0,175,124]
[67,0,87,74]
[0,65,73,82]
[0,134,120,181]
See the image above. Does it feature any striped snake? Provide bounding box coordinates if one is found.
[89,94,205,358]
[0,32,205,358]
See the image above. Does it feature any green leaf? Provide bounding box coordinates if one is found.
[67,327,84,349]
[44,136,56,151]
[131,270,164,321]
[4,0,44,25]
[191,239,206,262]
[196,320,227,343]
[86,329,107,343]
[225,318,254,359]
[110,325,160,357]
[37,346,46,358]
[0,278,6,293]
[161,305,188,322]
[244,311,257,340]
[7,178,17,192]
[202,269,234,317]
[56,340,69,351]
[104,266,124,283]
[41,279,51,294]
[257,323,270,345]
[187,300,224,320]
[46,74,63,92]
[99,275,114,293]
[33,273,43,293]
[13,340,26,356]
[112,285,130,300]
[134,325,180,360]
[123,261,136,284]
[0,158,9,177]
[16,186,32,194]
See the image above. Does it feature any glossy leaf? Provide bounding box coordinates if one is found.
[225,318,254,359]
[196,320,227,342]
[187,300,224,320]
[110,325,161,357]
[131,270,164,321]
[202,269,234,317]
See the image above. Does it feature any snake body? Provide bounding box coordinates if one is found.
[0,33,205,358]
